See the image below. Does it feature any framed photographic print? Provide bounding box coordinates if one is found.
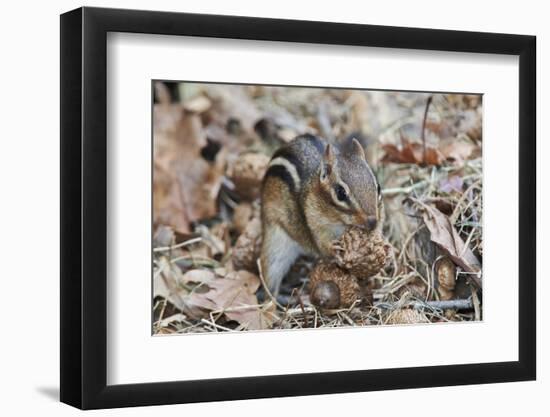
[60,6,536,410]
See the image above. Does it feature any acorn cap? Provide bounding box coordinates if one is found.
[331,227,389,279]
[308,260,362,308]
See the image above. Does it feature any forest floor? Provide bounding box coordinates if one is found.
[152,82,483,334]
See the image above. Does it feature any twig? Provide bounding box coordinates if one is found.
[471,287,481,321]
[339,312,356,326]
[382,180,429,196]
[200,318,234,332]
[172,256,220,268]
[153,237,203,253]
[450,179,482,223]
[412,299,473,311]
[154,299,168,331]
[285,306,317,315]
[460,226,477,259]
[375,298,473,311]
[421,95,433,165]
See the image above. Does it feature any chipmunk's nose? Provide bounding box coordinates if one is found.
[365,216,377,232]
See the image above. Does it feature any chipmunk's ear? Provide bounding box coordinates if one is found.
[321,144,336,180]
[351,138,366,161]
[324,143,336,166]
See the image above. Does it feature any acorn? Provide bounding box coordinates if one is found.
[310,281,341,310]
[435,256,456,301]
[308,260,362,308]
[331,227,389,279]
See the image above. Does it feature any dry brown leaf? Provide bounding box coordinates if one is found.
[415,201,481,287]
[182,269,272,330]
[154,256,190,311]
[179,269,218,316]
[439,137,478,164]
[457,108,482,141]
[154,263,216,320]
[154,173,192,234]
[153,106,224,232]
[382,137,444,166]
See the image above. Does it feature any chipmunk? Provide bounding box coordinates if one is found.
[260,134,382,295]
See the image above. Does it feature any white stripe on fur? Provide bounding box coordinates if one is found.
[269,157,301,190]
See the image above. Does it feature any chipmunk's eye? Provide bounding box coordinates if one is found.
[377,183,381,198]
[335,184,348,202]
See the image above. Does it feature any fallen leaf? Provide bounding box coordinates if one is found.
[153,107,224,232]
[154,256,190,311]
[414,201,481,287]
[382,137,444,166]
[181,269,274,330]
[439,137,478,164]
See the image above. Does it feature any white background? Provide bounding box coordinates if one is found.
[108,34,518,384]
[0,0,545,415]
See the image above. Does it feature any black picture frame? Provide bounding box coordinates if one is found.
[60,6,536,410]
